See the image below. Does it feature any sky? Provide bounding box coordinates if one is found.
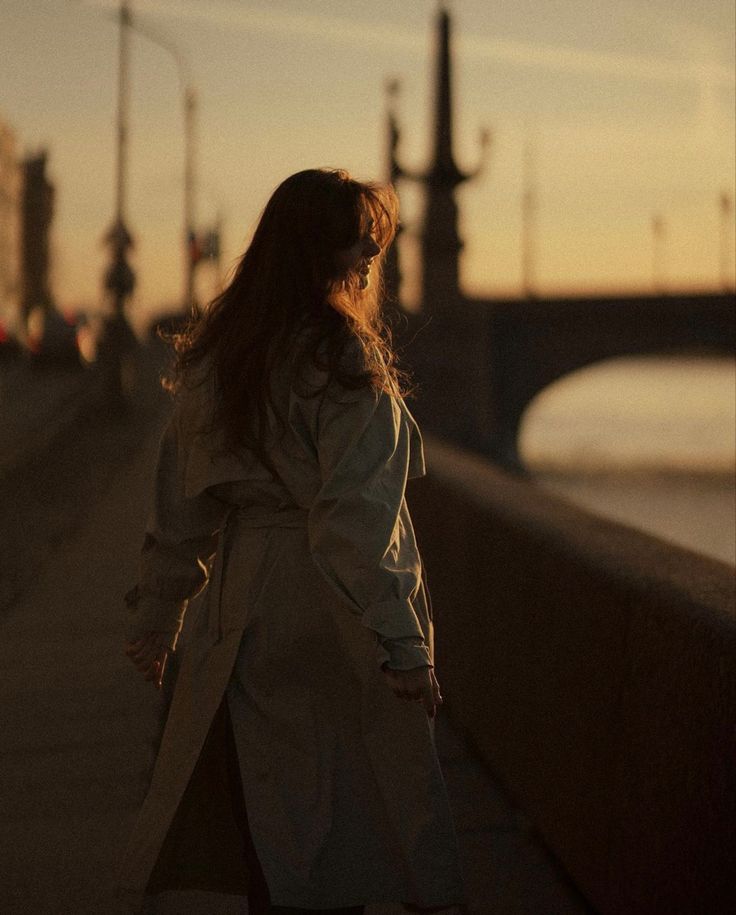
[1,0,734,325]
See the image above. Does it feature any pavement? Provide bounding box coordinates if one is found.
[0,344,592,915]
[0,356,103,478]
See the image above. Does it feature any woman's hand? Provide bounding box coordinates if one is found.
[381,664,443,718]
[124,631,171,690]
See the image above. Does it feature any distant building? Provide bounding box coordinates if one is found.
[0,116,20,328]
[20,151,55,321]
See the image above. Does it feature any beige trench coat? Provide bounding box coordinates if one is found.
[114,338,465,910]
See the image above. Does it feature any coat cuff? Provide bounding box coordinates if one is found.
[377,636,433,671]
[124,585,187,652]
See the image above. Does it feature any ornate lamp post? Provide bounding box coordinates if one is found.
[124,14,198,313]
[99,1,200,408]
[100,0,136,408]
[386,4,492,451]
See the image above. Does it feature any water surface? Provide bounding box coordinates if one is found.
[521,356,735,565]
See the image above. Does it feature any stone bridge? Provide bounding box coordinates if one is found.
[400,290,736,469]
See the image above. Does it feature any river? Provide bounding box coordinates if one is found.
[520,356,735,566]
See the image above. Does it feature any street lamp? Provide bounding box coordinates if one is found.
[100,0,136,409]
[651,212,667,295]
[719,191,734,291]
[92,0,199,409]
[120,12,199,313]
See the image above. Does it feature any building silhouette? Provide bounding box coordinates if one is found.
[20,151,55,322]
[0,116,21,329]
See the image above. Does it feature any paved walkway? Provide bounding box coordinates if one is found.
[0,357,100,477]
[0,347,591,914]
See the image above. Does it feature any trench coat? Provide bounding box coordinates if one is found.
[114,334,465,910]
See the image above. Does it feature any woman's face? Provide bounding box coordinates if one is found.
[335,219,381,290]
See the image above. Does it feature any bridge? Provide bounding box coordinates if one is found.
[399,290,736,470]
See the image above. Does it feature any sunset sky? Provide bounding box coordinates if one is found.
[1,0,734,326]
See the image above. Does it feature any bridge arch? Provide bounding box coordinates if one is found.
[518,353,735,472]
[482,292,735,469]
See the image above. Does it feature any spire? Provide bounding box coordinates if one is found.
[386,5,490,313]
[379,5,493,449]
[420,4,490,311]
[430,5,464,188]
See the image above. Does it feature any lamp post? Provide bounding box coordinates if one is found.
[720,191,733,291]
[184,85,197,312]
[122,14,198,313]
[100,0,136,409]
[94,0,198,410]
[521,131,538,300]
[651,212,667,294]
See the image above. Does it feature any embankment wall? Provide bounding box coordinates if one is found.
[408,434,736,914]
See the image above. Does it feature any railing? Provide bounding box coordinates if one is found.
[408,433,736,915]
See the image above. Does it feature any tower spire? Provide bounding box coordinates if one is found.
[384,4,493,450]
[431,4,464,188]
[417,4,490,311]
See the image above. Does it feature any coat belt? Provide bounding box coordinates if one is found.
[207,505,310,643]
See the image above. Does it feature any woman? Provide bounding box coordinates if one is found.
[116,168,465,913]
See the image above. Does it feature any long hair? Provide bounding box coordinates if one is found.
[163,168,412,470]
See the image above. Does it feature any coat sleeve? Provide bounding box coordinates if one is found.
[307,362,433,671]
[124,407,226,651]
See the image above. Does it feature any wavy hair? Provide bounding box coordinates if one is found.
[162,168,413,471]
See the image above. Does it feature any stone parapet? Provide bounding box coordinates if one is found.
[407,434,736,914]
